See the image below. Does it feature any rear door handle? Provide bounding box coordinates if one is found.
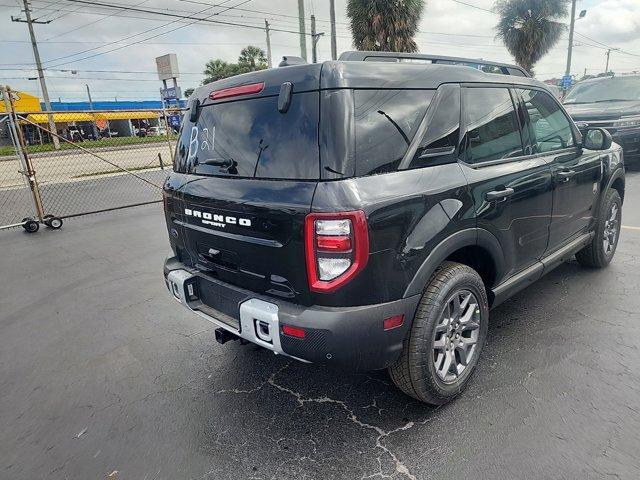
[485,187,515,202]
[556,169,576,182]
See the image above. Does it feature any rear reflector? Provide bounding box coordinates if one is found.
[210,82,265,100]
[383,315,404,331]
[316,235,352,252]
[282,324,306,339]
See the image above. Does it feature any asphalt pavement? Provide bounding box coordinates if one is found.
[1,168,640,480]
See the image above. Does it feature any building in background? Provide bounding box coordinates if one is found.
[1,93,185,147]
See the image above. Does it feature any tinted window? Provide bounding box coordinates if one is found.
[355,89,433,175]
[463,87,523,164]
[506,67,527,77]
[409,84,460,169]
[174,92,319,179]
[519,89,574,153]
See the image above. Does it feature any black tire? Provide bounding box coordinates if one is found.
[576,189,621,268]
[23,219,39,233]
[389,261,489,405]
[47,216,63,229]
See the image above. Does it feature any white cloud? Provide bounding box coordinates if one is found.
[0,0,638,101]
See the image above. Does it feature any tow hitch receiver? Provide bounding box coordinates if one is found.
[215,328,239,345]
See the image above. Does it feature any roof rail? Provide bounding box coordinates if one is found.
[338,51,530,77]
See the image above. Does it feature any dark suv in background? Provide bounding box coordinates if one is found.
[564,74,640,163]
[163,60,624,405]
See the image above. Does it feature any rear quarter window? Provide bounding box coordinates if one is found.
[354,89,434,176]
[174,91,320,180]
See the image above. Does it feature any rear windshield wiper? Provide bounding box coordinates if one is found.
[198,158,234,168]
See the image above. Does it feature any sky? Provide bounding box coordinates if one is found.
[0,0,638,102]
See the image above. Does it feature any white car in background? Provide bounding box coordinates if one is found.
[147,126,167,136]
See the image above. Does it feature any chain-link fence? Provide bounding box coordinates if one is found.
[1,86,182,232]
[0,112,38,229]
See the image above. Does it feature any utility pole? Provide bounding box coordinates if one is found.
[12,0,59,149]
[264,19,272,68]
[85,84,94,110]
[604,48,618,73]
[310,15,324,64]
[86,83,98,139]
[564,0,577,79]
[329,0,337,60]
[311,15,317,64]
[297,0,307,61]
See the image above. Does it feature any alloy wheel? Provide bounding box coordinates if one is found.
[603,202,620,256]
[433,290,481,383]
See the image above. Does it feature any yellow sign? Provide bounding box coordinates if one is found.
[0,91,42,113]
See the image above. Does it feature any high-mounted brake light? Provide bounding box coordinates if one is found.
[209,82,265,100]
[304,211,369,293]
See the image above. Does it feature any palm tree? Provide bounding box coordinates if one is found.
[238,46,267,68]
[495,0,568,74]
[202,46,267,84]
[203,59,239,84]
[347,0,425,53]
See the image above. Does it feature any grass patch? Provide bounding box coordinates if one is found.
[0,135,177,157]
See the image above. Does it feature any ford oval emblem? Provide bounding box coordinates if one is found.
[170,228,179,238]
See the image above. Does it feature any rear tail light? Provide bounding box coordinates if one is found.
[304,211,369,293]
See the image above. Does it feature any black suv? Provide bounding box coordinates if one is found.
[163,61,624,405]
[564,74,640,163]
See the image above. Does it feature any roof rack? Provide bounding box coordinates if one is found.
[338,51,530,78]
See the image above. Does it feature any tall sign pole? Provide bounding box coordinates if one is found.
[12,0,59,149]
[297,0,307,61]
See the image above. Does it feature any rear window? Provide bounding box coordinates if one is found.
[174,92,319,179]
[354,89,433,175]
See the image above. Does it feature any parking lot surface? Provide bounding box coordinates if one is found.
[1,168,640,480]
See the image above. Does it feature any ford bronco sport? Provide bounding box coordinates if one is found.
[163,60,624,405]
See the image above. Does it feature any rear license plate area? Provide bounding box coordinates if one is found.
[195,276,242,330]
[196,242,239,272]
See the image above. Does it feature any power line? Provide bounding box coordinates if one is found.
[447,0,493,13]
[574,31,640,58]
[64,0,308,35]
[176,0,351,26]
[43,0,347,69]
[40,0,235,66]
[42,0,153,41]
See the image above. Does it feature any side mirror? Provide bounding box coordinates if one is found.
[583,127,612,151]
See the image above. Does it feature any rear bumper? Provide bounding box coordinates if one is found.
[164,256,420,370]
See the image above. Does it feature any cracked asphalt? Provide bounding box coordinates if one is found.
[2,167,640,480]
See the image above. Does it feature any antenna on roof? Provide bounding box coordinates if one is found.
[279,56,307,67]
